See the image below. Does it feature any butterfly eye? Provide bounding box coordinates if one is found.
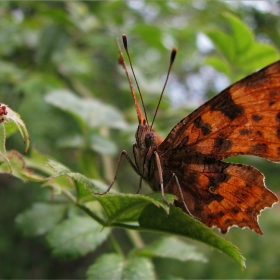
[145,131,156,148]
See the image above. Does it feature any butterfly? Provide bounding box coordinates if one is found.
[102,34,279,235]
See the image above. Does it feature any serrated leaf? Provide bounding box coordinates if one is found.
[0,150,44,182]
[0,122,12,174]
[122,256,155,280]
[93,193,176,225]
[4,105,30,153]
[87,253,124,280]
[45,90,127,130]
[46,159,111,197]
[86,254,155,280]
[138,205,245,269]
[46,159,71,176]
[16,203,68,237]
[46,216,110,260]
[134,236,207,263]
[43,175,75,194]
[24,148,55,176]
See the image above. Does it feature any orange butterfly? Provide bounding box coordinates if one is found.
[102,35,279,235]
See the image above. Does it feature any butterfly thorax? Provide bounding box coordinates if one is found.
[133,122,163,188]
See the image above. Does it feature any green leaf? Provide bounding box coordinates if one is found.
[93,193,176,225]
[87,253,124,280]
[0,122,12,174]
[0,150,44,182]
[4,120,18,138]
[238,42,279,72]
[225,13,254,55]
[57,134,118,155]
[4,104,30,153]
[15,203,68,237]
[46,216,110,260]
[138,205,246,269]
[205,29,235,62]
[86,254,155,280]
[122,256,155,280]
[204,56,230,76]
[134,236,207,263]
[46,159,113,199]
[46,159,71,175]
[45,90,127,130]
[24,148,55,176]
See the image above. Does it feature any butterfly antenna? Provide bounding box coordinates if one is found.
[122,34,149,125]
[151,47,177,129]
[117,37,145,124]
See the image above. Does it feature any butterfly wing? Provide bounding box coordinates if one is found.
[164,151,277,234]
[158,61,280,234]
[159,60,280,162]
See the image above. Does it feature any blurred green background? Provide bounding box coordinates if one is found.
[0,1,280,278]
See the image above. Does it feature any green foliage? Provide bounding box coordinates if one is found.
[1,1,280,279]
[87,253,155,280]
[205,14,279,81]
[46,216,110,260]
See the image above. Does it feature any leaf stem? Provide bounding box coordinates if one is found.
[126,229,145,248]
[76,203,105,225]
[108,233,125,257]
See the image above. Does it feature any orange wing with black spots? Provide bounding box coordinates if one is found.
[159,61,280,162]
[158,61,280,234]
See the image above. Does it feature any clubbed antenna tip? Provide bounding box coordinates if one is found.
[122,34,128,50]
[171,47,177,64]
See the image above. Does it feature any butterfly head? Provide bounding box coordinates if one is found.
[135,120,163,151]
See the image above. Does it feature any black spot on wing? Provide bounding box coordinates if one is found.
[231,207,239,214]
[252,114,263,122]
[218,211,225,217]
[276,112,280,124]
[270,91,277,98]
[194,116,212,136]
[239,128,250,135]
[214,138,232,152]
[256,130,263,137]
[277,128,280,139]
[211,90,244,120]
[251,143,267,154]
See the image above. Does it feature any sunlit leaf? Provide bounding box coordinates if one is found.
[205,29,235,62]
[138,205,246,269]
[93,193,176,224]
[86,253,155,280]
[46,216,110,260]
[134,236,207,263]
[45,90,127,130]
[225,13,254,55]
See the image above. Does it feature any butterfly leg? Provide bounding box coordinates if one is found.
[136,177,143,194]
[154,151,170,206]
[168,173,198,220]
[96,150,139,195]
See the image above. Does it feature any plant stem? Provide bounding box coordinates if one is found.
[126,229,145,248]
[108,233,125,257]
